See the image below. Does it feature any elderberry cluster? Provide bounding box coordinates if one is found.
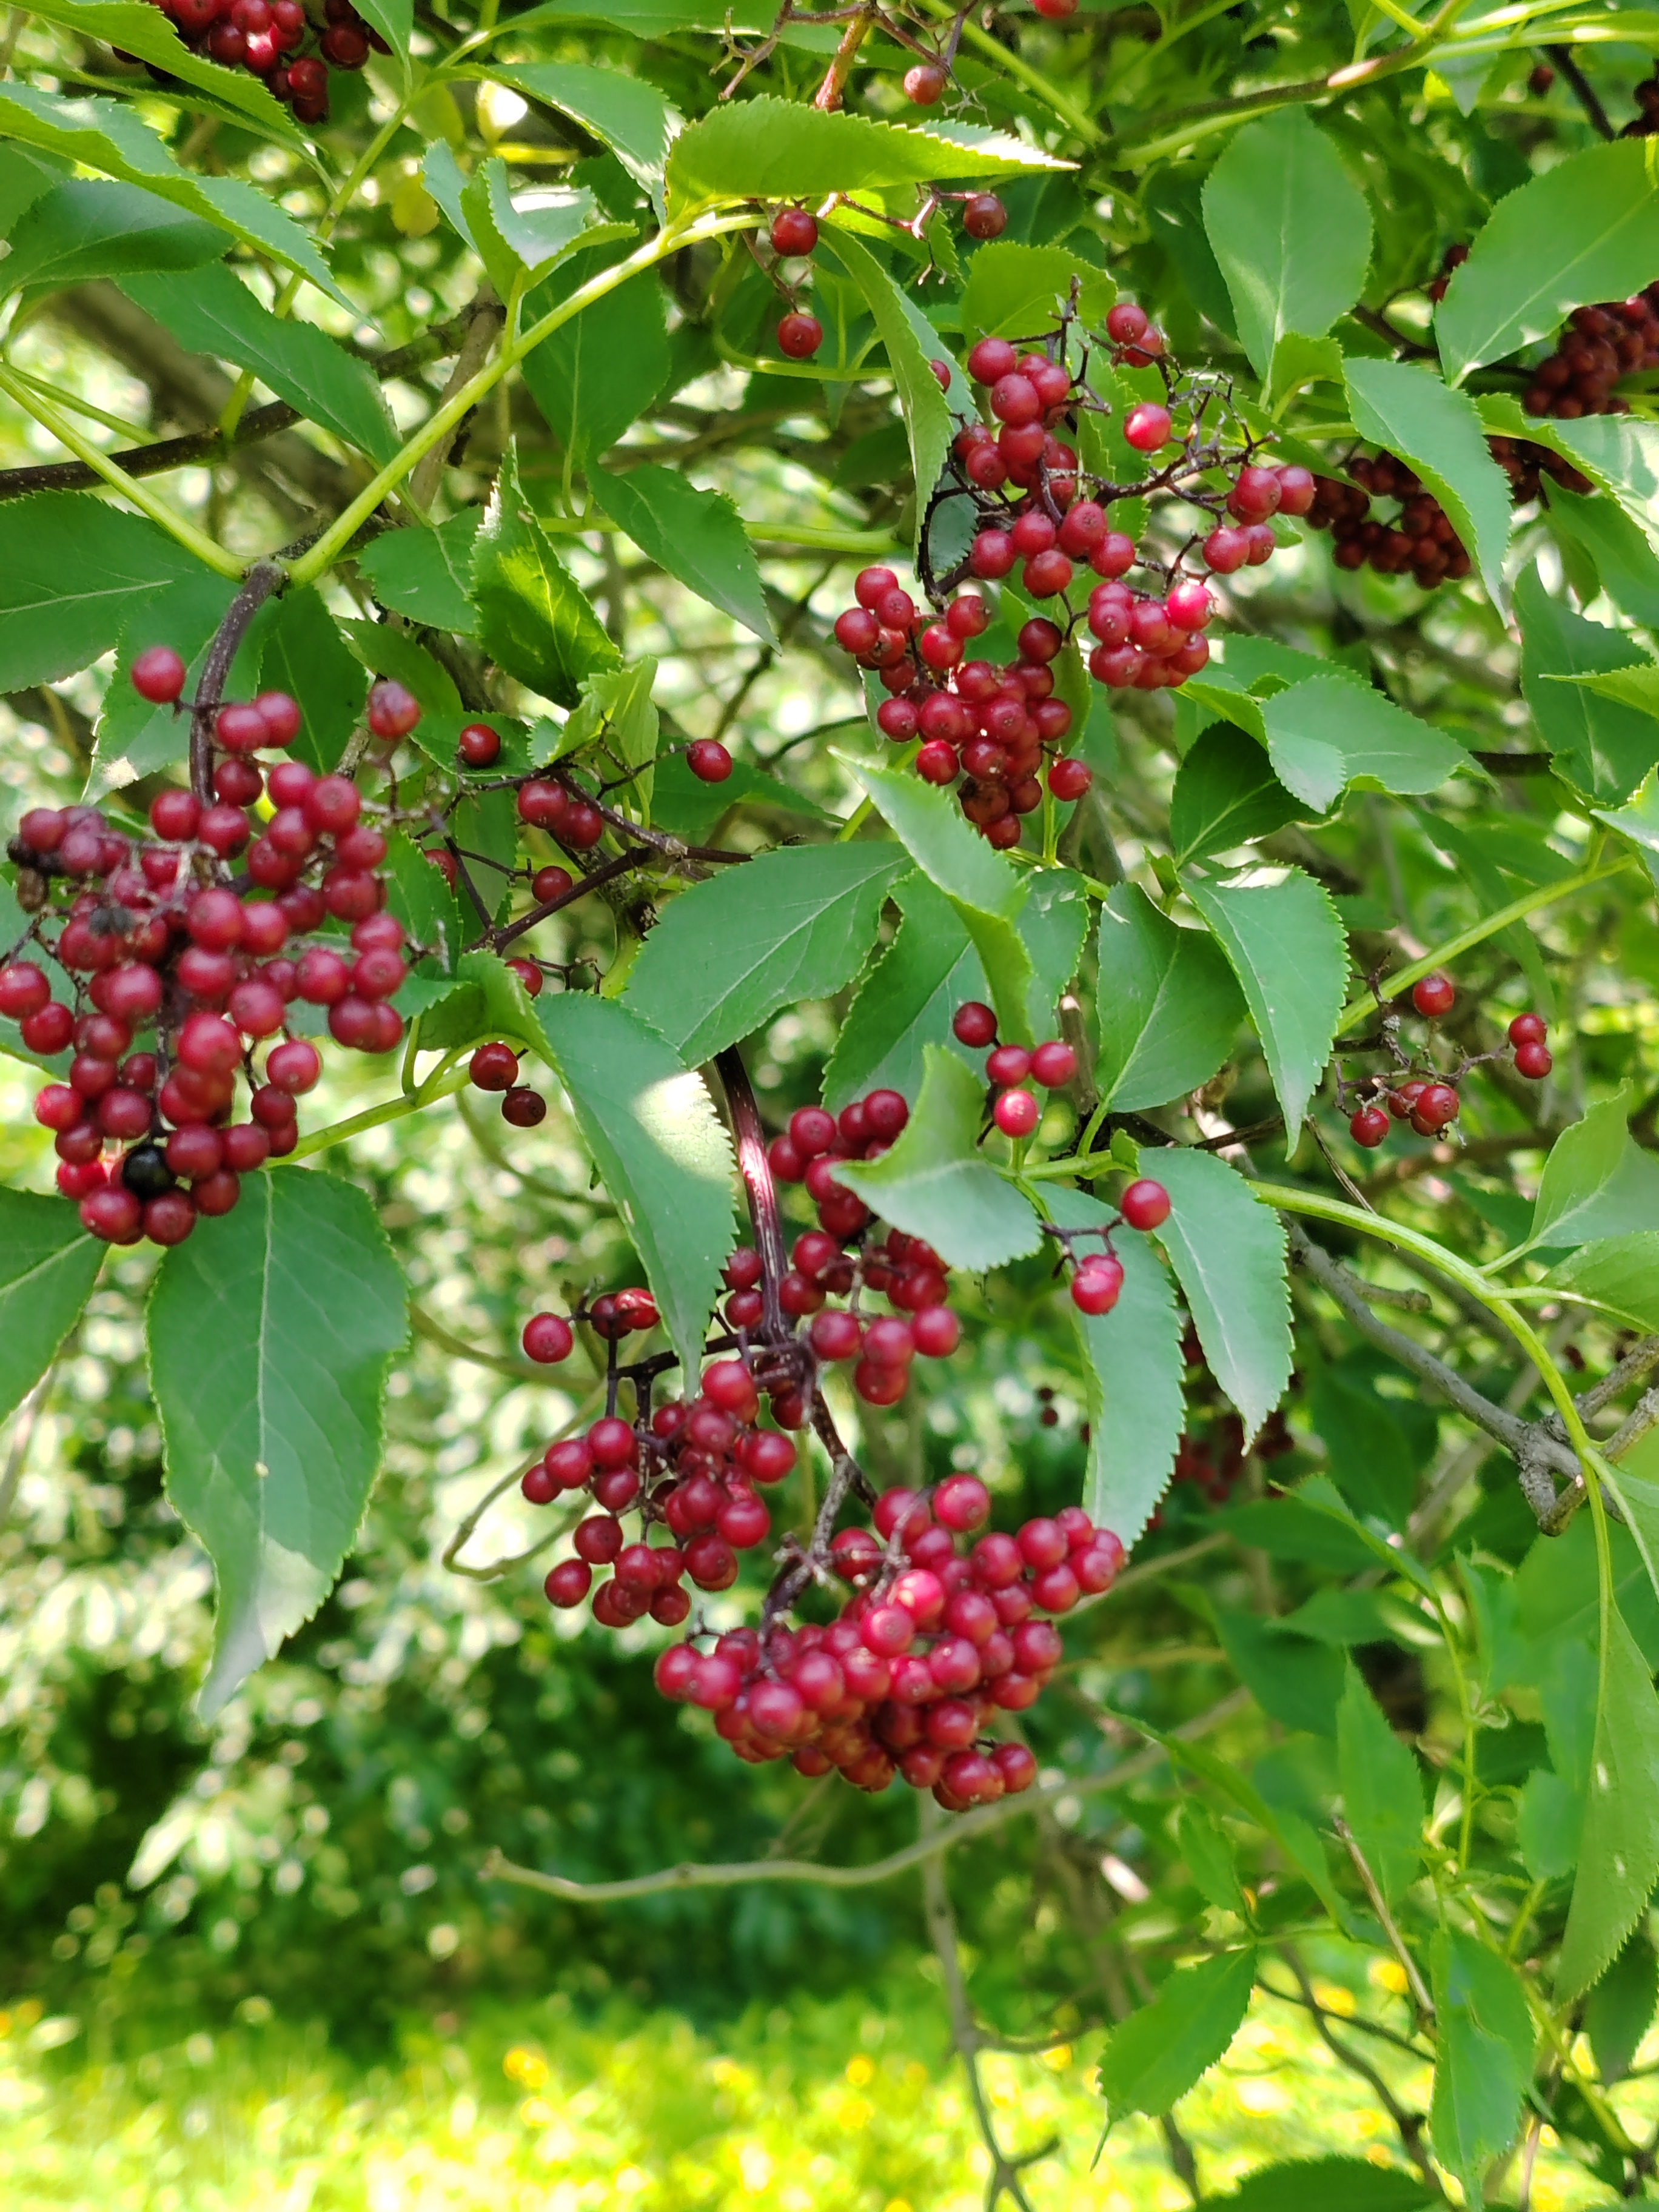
[654,1478,1124,1808]
[950,999,1078,1136]
[142,0,382,124]
[1344,974,1552,1151]
[1,650,413,1245]
[763,198,1007,366]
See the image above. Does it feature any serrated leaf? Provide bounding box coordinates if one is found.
[1182,864,1347,1134]
[837,1044,1043,1272]
[1,179,225,297]
[1337,1661,1426,1906]
[0,1188,104,1423]
[1437,140,1659,386]
[1546,1234,1659,1331]
[1214,1606,1342,1735]
[0,142,69,240]
[562,655,659,820]
[1170,722,1303,864]
[1257,674,1471,813]
[1096,883,1244,1113]
[358,514,481,635]
[1151,1147,1292,1442]
[253,586,367,777]
[521,244,669,472]
[1201,110,1371,378]
[842,755,1034,1045]
[1429,1928,1534,2200]
[0,84,341,301]
[1517,1767,1581,1882]
[666,98,1069,218]
[649,751,833,846]
[1050,1189,1183,1546]
[959,239,1113,342]
[1532,1085,1659,1250]
[1586,1932,1658,2085]
[149,1170,407,1718]
[352,0,410,67]
[625,843,905,1064]
[383,828,469,974]
[1096,1948,1256,2123]
[121,266,398,463]
[0,492,215,691]
[416,946,543,1057]
[1018,867,1088,1036]
[1594,766,1659,891]
[1342,357,1513,613]
[1558,1595,1659,1998]
[23,0,304,144]
[821,873,987,1111]
[1544,480,1659,631]
[337,617,462,720]
[472,446,618,708]
[1175,1798,1246,1918]
[1517,563,1659,802]
[532,994,735,1378]
[485,62,681,214]
[589,465,776,645]
[87,569,236,800]
[1204,2157,1430,2211]
[822,225,954,549]
[460,165,629,298]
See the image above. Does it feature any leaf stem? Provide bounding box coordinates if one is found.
[0,366,243,580]
[277,1064,472,1162]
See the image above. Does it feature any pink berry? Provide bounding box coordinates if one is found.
[1124,403,1172,453]
[1119,1178,1170,1231]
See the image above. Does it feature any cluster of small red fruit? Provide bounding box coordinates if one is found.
[1346,974,1552,1150]
[949,999,1076,1135]
[654,1477,1124,1808]
[144,0,383,124]
[764,201,1008,366]
[0,648,414,1245]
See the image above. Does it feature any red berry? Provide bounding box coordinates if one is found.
[367,679,421,740]
[962,195,1007,241]
[501,1087,546,1127]
[777,312,823,360]
[132,645,187,704]
[253,691,301,746]
[1105,302,1148,346]
[216,702,267,754]
[1350,1105,1391,1148]
[953,1002,997,1048]
[523,1313,574,1364]
[911,1305,960,1358]
[458,722,501,767]
[1119,1177,1170,1231]
[1031,1040,1077,1088]
[1516,1041,1553,1079]
[994,1088,1040,1138]
[1508,1012,1547,1046]
[545,1559,592,1609]
[1412,973,1455,1017]
[1124,403,1172,453]
[470,1041,518,1091]
[1048,757,1091,802]
[1202,526,1250,574]
[0,963,50,1019]
[967,337,1017,383]
[934,1473,990,1532]
[686,740,733,784]
[769,207,818,256]
[903,61,945,104]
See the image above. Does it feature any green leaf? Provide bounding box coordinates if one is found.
[1169,722,1302,865]
[589,465,776,645]
[0,1188,103,1424]
[1342,357,1513,614]
[0,491,215,691]
[521,245,669,472]
[837,1045,1044,1272]
[148,1169,407,1719]
[1143,166,1237,340]
[1437,140,1659,386]
[1151,1147,1292,1443]
[253,586,367,777]
[1517,563,1659,802]
[624,843,905,1064]
[0,142,69,240]
[459,165,630,298]
[86,568,236,800]
[1095,884,1244,1113]
[1204,2157,1431,2212]
[649,751,834,846]
[1201,110,1371,378]
[0,84,340,301]
[1558,1595,1659,1998]
[1174,1798,1246,1919]
[1017,866,1089,1036]
[959,239,1113,341]
[1429,1928,1534,2202]
[665,98,1069,218]
[416,945,544,1058]
[1096,1948,1256,2123]
[822,225,954,551]
[821,873,987,1111]
[1182,864,1348,1134]
[561,656,660,822]
[472,446,619,708]
[1256,673,1472,813]
[351,0,410,68]
[1546,1234,1659,1331]
[1586,1932,1658,2085]
[22,0,304,144]
[531,993,736,1381]
[1517,1767,1581,1882]
[1214,1606,1342,1736]
[382,828,469,975]
[1336,1661,1426,1906]
[338,618,462,720]
[0,179,225,296]
[1531,1085,1659,1250]
[357,514,481,636]
[121,266,398,464]
[484,62,681,214]
[1050,1188,1184,1546]
[1544,481,1659,632]
[1594,765,1659,891]
[842,755,1034,1045]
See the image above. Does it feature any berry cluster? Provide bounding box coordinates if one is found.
[1621,72,1659,136]
[654,1476,1124,1808]
[1343,975,1552,1151]
[950,999,1078,1136]
[469,1039,547,1131]
[142,0,383,124]
[1,650,411,1245]
[1520,291,1659,420]
[764,198,1007,365]
[1305,455,1473,591]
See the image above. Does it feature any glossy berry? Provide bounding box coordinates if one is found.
[1124,403,1172,453]
[1413,1082,1460,1131]
[962,194,1007,240]
[1031,1041,1077,1088]
[953,1001,997,1048]
[131,645,187,704]
[502,1087,546,1127]
[1509,1012,1547,1046]
[523,1313,574,1364]
[1119,1178,1170,1232]
[470,1041,519,1091]
[1350,1105,1391,1148]
[1072,1257,1124,1315]
[904,62,945,103]
[1048,757,1092,802]
[458,722,501,767]
[1516,1041,1553,1079]
[1412,973,1455,1017]
[1105,302,1148,347]
[686,741,733,784]
[778,312,823,360]
[367,679,421,740]
[994,1088,1040,1139]
[769,207,818,256]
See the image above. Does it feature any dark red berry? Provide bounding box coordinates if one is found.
[1119,1178,1170,1231]
[1412,973,1455,1017]
[131,645,187,703]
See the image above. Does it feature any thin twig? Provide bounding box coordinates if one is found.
[1332,1817,1435,2025]
[1278,1947,1443,2193]
[189,563,284,803]
[1545,42,1615,136]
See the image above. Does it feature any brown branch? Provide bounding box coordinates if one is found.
[489,845,655,952]
[407,290,504,512]
[814,0,877,110]
[189,561,284,803]
[715,1046,789,1342]
[1277,1946,1443,2194]
[1545,42,1615,137]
